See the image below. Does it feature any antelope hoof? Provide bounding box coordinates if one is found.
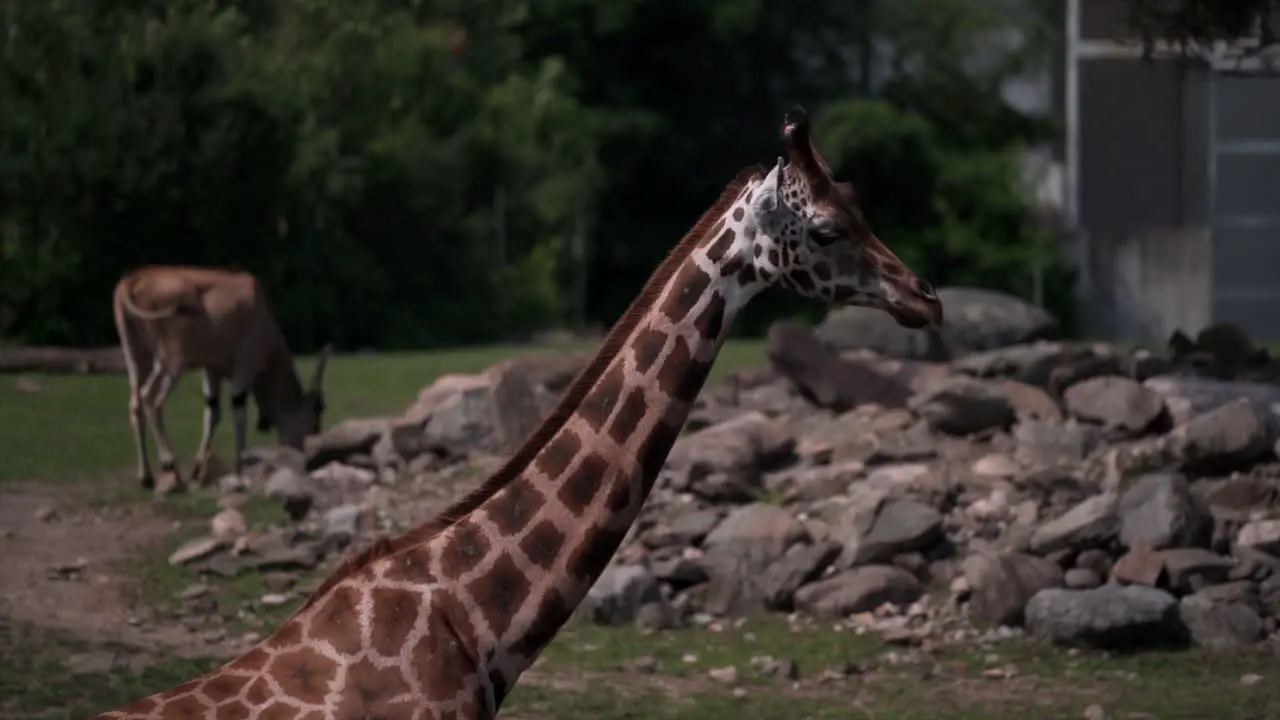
[139,474,155,491]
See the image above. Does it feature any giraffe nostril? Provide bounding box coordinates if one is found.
[914,277,936,299]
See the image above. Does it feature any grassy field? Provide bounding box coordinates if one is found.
[0,339,769,481]
[3,337,1280,719]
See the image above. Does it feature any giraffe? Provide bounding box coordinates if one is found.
[92,107,943,720]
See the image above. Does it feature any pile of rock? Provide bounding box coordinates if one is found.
[173,288,1280,654]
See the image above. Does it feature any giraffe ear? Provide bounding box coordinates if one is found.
[751,158,783,221]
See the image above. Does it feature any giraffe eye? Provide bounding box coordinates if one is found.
[809,227,841,246]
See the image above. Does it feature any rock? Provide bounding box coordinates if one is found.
[1062,376,1167,434]
[759,540,842,610]
[665,413,795,503]
[831,497,944,567]
[585,565,664,626]
[1158,548,1234,594]
[1025,585,1185,649]
[1178,594,1264,649]
[1064,568,1102,589]
[168,536,227,566]
[793,565,924,619]
[814,286,1058,360]
[1116,473,1211,550]
[1237,519,1280,556]
[699,504,807,616]
[1166,398,1274,475]
[1013,420,1102,466]
[1111,544,1166,587]
[963,552,1064,628]
[210,508,247,542]
[304,418,389,470]
[263,467,314,520]
[1028,494,1119,555]
[910,378,1016,436]
[487,358,551,453]
[767,321,911,411]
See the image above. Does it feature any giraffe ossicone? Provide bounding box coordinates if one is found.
[92,106,942,720]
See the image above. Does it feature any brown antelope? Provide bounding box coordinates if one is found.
[111,265,332,491]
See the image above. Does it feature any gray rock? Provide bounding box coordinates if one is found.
[665,413,795,503]
[759,540,842,610]
[585,564,663,626]
[1237,519,1280,556]
[814,286,1058,360]
[1179,594,1264,649]
[1028,493,1119,555]
[1025,585,1185,649]
[699,504,807,616]
[963,552,1064,628]
[1063,376,1167,434]
[1165,398,1275,475]
[793,565,924,618]
[832,497,944,567]
[910,378,1016,436]
[1116,473,1211,550]
[767,321,912,411]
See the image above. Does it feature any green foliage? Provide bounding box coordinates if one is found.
[0,0,1078,348]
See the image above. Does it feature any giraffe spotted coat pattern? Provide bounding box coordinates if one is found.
[92,107,943,720]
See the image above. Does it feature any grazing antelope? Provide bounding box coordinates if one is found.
[111,265,332,491]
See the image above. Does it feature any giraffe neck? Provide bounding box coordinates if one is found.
[426,177,769,707]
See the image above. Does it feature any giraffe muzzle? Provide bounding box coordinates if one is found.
[886,275,944,330]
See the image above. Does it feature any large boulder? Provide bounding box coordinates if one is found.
[814,286,1059,360]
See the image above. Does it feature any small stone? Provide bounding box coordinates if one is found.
[708,666,739,684]
[260,593,291,607]
[1083,704,1107,720]
[1241,672,1263,686]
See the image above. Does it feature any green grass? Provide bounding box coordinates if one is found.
[5,615,1278,720]
[0,339,768,482]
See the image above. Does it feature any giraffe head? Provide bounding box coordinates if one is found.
[747,107,943,329]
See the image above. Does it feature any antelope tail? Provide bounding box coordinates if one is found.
[116,283,195,321]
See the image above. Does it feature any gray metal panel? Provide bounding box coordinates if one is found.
[1079,57,1183,230]
[1209,72,1280,340]
[1212,224,1280,289]
[1216,75,1280,140]
[1213,152,1280,216]
[1211,293,1280,339]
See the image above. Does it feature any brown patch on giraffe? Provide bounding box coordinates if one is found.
[257,701,302,720]
[564,524,629,582]
[705,228,736,263]
[605,478,633,514]
[639,420,683,480]
[791,268,816,292]
[720,255,746,278]
[556,451,610,515]
[578,362,625,432]
[412,595,479,701]
[654,335,692,396]
[438,518,492,580]
[369,587,422,657]
[244,676,272,705]
[485,478,547,536]
[200,673,252,703]
[265,617,304,650]
[296,712,326,720]
[518,518,568,570]
[465,552,533,639]
[489,667,513,711]
[380,546,433,585]
[738,265,758,284]
[507,588,573,660]
[660,264,712,325]
[767,248,780,267]
[694,292,726,340]
[631,326,668,375]
[291,166,767,609]
[813,261,832,281]
[159,693,211,718]
[532,427,582,479]
[216,700,252,719]
[307,584,365,656]
[732,206,745,221]
[605,385,647,444]
[269,647,339,701]
[335,658,414,720]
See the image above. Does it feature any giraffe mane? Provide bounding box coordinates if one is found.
[294,165,767,614]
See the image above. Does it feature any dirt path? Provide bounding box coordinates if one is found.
[0,481,216,656]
